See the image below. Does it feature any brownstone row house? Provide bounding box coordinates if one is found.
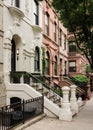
[68,33,88,77]
[42,0,68,83]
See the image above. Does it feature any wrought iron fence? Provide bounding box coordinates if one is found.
[0,96,44,130]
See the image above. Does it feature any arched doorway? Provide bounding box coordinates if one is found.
[34,47,40,72]
[11,39,16,72]
[46,51,50,75]
[10,97,21,111]
[54,56,57,76]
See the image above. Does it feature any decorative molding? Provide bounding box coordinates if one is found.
[8,6,25,26]
[32,25,42,33]
[25,1,29,16]
[23,49,32,57]
[32,25,42,39]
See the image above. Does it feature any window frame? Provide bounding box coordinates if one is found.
[45,12,49,36]
[59,29,62,46]
[69,60,76,72]
[34,47,40,72]
[54,56,57,75]
[15,0,20,8]
[11,0,20,8]
[45,51,50,75]
[69,41,76,52]
[64,34,66,50]
[34,0,39,25]
[54,22,57,42]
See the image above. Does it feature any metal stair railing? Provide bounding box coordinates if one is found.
[10,71,62,107]
[30,74,62,97]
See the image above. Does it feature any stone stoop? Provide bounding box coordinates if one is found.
[12,113,46,130]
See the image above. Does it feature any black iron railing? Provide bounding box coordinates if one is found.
[0,96,44,130]
[43,76,62,97]
[10,71,63,97]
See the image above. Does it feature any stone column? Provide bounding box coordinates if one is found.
[0,0,6,107]
[59,86,72,121]
[4,40,11,84]
[70,85,78,114]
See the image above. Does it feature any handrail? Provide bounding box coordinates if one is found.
[10,71,63,98]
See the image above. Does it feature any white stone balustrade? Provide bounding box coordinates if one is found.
[70,85,78,114]
[77,97,83,107]
[59,86,72,121]
[20,75,24,83]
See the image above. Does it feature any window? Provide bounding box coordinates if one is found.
[54,22,57,42]
[69,41,76,52]
[69,61,76,72]
[34,0,39,25]
[34,47,40,71]
[64,61,67,75]
[15,0,20,8]
[64,34,66,50]
[45,51,50,75]
[54,56,57,75]
[45,12,49,36]
[59,29,62,46]
[11,0,20,8]
[60,59,63,76]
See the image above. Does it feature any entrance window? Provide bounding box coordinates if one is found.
[54,56,57,75]
[11,39,16,72]
[45,51,50,75]
[60,59,62,74]
[34,47,40,71]
[64,34,66,50]
[64,61,67,75]
[15,0,20,8]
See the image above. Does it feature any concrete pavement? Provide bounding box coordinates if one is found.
[24,95,93,130]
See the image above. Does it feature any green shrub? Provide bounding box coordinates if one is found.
[74,75,88,84]
[69,75,88,89]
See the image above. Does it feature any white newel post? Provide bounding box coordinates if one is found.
[77,97,83,107]
[59,86,72,121]
[70,85,78,114]
[20,75,24,83]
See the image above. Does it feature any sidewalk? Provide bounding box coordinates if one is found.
[23,96,93,130]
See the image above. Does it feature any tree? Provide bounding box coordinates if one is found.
[52,0,93,70]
